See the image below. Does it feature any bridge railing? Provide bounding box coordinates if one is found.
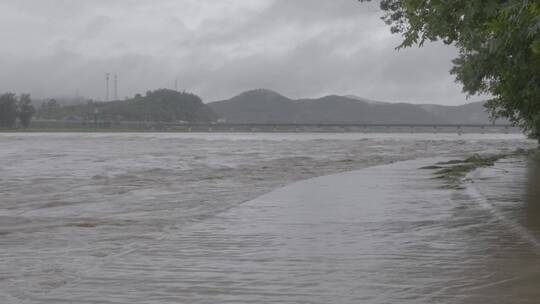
[30,120,520,134]
[169,123,519,134]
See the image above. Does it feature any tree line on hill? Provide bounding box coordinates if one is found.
[0,93,36,128]
[1,87,513,129]
[36,89,218,124]
[22,87,505,126]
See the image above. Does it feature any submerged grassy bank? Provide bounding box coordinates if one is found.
[421,149,538,189]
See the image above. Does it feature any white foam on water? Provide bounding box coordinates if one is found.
[2,133,539,303]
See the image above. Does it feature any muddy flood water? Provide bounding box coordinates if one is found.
[0,133,539,303]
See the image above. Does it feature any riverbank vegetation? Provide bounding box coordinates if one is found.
[422,149,538,189]
[36,89,218,124]
[0,93,36,128]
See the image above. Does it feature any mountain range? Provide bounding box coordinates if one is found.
[208,89,500,125]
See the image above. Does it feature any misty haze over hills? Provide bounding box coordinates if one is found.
[209,89,500,125]
[33,88,502,125]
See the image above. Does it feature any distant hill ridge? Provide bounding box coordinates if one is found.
[209,89,499,125]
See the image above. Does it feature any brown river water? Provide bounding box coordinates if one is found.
[0,133,538,303]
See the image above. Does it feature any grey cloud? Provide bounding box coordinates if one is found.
[83,15,113,39]
[0,0,480,105]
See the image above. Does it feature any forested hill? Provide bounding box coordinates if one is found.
[36,88,501,125]
[37,89,218,123]
[209,89,498,124]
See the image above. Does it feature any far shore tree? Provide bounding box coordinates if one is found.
[0,93,36,128]
[361,0,540,137]
[39,98,60,118]
[0,93,18,128]
[18,94,36,128]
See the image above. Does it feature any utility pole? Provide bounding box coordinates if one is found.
[114,74,118,101]
[105,73,110,102]
[175,77,179,91]
[94,107,99,129]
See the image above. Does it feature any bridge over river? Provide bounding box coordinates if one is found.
[32,120,520,134]
[164,123,518,134]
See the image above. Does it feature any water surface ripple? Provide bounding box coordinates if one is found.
[0,133,537,303]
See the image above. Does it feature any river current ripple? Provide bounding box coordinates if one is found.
[0,133,538,303]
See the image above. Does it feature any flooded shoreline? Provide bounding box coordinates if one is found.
[1,133,538,303]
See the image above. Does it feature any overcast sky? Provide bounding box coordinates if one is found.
[0,0,483,105]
